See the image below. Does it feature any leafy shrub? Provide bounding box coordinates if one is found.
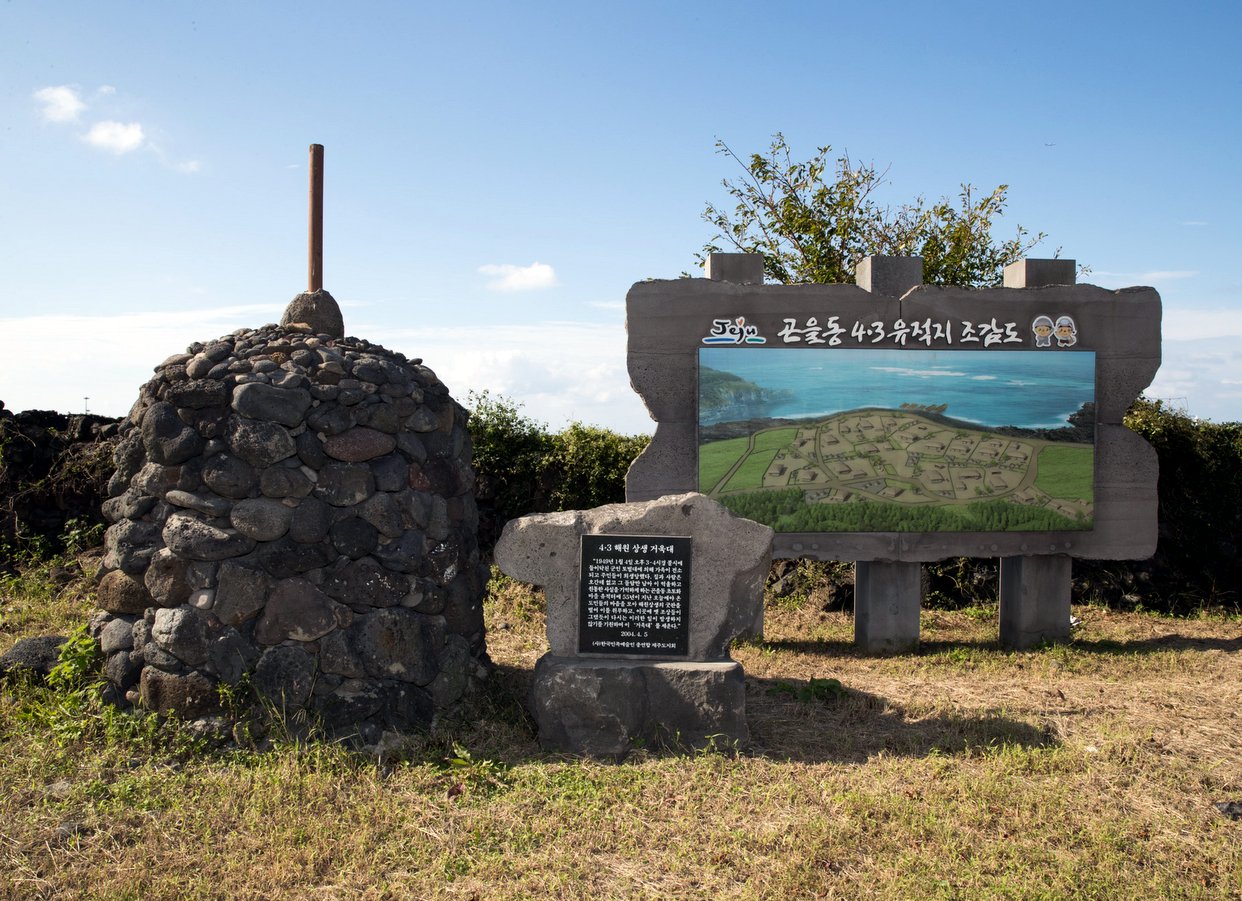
[466,392,650,552]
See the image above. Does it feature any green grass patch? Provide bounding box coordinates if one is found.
[1034,444,1094,502]
[723,448,782,492]
[698,436,750,491]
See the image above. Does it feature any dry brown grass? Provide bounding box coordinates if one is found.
[1,568,1239,899]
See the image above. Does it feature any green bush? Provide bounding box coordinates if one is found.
[465,392,650,551]
[1077,398,1242,613]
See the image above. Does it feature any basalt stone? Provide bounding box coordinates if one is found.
[203,626,258,685]
[230,497,293,541]
[165,490,233,517]
[104,520,162,574]
[307,403,354,436]
[393,488,431,530]
[225,416,296,466]
[102,488,157,522]
[373,530,426,574]
[426,496,450,541]
[204,341,233,362]
[256,538,337,578]
[358,492,404,538]
[425,539,461,586]
[323,427,397,463]
[112,433,146,484]
[355,402,401,434]
[315,678,384,728]
[351,609,441,685]
[151,606,213,667]
[330,516,379,559]
[185,354,214,379]
[370,454,409,492]
[131,619,152,653]
[282,289,344,339]
[287,496,331,544]
[382,681,436,732]
[132,462,184,496]
[139,667,218,718]
[0,636,67,682]
[232,382,312,427]
[254,645,317,709]
[166,378,229,410]
[318,631,365,678]
[316,462,375,507]
[104,649,141,692]
[295,428,329,468]
[428,634,474,707]
[202,454,259,499]
[259,464,313,498]
[142,402,204,465]
[100,616,137,654]
[214,561,273,626]
[407,460,454,494]
[144,548,193,607]
[142,641,183,670]
[98,569,154,614]
[323,557,410,609]
[395,431,427,462]
[255,577,352,645]
[404,407,438,433]
[163,513,256,561]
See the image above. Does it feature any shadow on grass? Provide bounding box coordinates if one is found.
[743,673,1056,764]
[752,631,1242,659]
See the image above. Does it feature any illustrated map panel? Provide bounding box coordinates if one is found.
[698,347,1096,532]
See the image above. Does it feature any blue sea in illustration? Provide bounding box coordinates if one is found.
[699,347,1096,430]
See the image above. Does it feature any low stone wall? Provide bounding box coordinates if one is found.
[0,404,119,555]
[93,322,489,742]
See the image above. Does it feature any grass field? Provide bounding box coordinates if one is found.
[700,428,798,493]
[699,436,750,491]
[1,554,1239,898]
[1035,445,1095,502]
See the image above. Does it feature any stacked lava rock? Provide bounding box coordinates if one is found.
[93,307,488,742]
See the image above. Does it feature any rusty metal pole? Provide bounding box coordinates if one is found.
[308,144,324,292]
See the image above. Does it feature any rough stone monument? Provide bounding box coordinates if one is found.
[626,253,1160,653]
[89,145,490,742]
[494,492,772,758]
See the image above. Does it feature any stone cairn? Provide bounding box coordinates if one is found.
[92,298,488,742]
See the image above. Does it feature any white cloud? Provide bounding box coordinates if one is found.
[33,85,86,123]
[1091,269,1198,284]
[0,310,654,434]
[356,320,652,433]
[1149,336,1242,423]
[588,300,625,311]
[0,304,283,418]
[174,159,202,174]
[1180,220,1207,227]
[1160,308,1242,341]
[84,120,146,154]
[478,261,559,293]
[95,85,116,97]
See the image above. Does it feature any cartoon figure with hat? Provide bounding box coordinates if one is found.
[1032,315,1054,347]
[1054,315,1078,347]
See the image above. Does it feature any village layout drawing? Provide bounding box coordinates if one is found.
[699,409,1094,531]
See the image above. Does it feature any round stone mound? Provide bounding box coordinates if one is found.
[94,322,488,742]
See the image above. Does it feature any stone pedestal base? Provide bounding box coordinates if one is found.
[999,555,1072,650]
[529,655,747,759]
[854,561,922,654]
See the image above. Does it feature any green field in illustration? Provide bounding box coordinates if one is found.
[699,409,1094,532]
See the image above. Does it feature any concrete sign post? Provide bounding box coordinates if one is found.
[625,253,1160,652]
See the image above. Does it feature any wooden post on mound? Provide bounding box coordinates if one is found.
[308,143,324,293]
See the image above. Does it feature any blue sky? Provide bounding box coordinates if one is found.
[2,1,1239,433]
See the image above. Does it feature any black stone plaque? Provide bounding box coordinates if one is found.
[578,534,692,656]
